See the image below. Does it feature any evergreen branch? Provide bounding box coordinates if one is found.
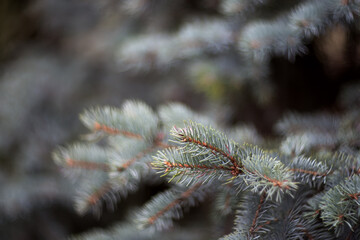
[304,192,324,219]
[249,192,267,236]
[319,175,360,236]
[287,156,332,188]
[253,219,279,235]
[146,183,202,225]
[53,144,109,174]
[265,188,323,240]
[153,148,239,185]
[107,163,152,207]
[162,160,233,172]
[80,101,159,139]
[301,216,336,240]
[85,182,112,207]
[262,175,290,190]
[289,168,330,177]
[117,20,232,71]
[176,132,241,175]
[324,152,358,177]
[114,132,174,173]
[116,144,159,172]
[288,0,333,40]
[231,192,277,239]
[134,183,207,232]
[171,121,244,176]
[345,192,360,200]
[74,172,112,215]
[158,126,297,200]
[242,146,297,202]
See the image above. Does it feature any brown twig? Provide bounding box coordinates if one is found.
[163,161,233,172]
[249,192,267,235]
[179,134,242,176]
[263,174,290,190]
[289,168,331,177]
[94,122,143,139]
[86,182,112,206]
[66,158,110,171]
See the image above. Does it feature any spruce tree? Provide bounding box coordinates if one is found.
[53,1,360,239]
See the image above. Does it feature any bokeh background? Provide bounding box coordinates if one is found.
[0,0,359,239]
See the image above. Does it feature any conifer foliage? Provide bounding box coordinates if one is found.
[55,82,360,239]
[53,0,360,239]
[116,0,360,104]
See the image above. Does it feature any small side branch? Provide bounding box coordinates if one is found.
[117,134,173,172]
[163,161,233,172]
[117,146,157,171]
[289,168,331,177]
[249,192,267,236]
[179,134,242,175]
[263,175,290,190]
[345,192,360,201]
[147,183,202,225]
[86,182,112,206]
[253,218,278,233]
[66,158,110,171]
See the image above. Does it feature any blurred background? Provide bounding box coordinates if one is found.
[0,0,359,239]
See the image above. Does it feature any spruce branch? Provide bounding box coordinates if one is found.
[74,172,112,215]
[156,123,297,201]
[171,121,244,176]
[153,148,239,185]
[319,175,360,236]
[227,192,278,240]
[249,192,267,236]
[133,182,207,232]
[241,146,297,202]
[80,100,159,139]
[52,97,360,239]
[53,144,110,173]
[117,20,232,71]
[288,156,332,188]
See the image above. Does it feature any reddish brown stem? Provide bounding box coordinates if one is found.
[87,183,112,206]
[179,134,242,176]
[117,133,173,172]
[117,145,158,171]
[263,174,290,190]
[66,158,110,171]
[249,192,267,235]
[163,161,233,172]
[94,122,143,139]
[345,192,360,201]
[289,168,331,177]
[253,218,278,233]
